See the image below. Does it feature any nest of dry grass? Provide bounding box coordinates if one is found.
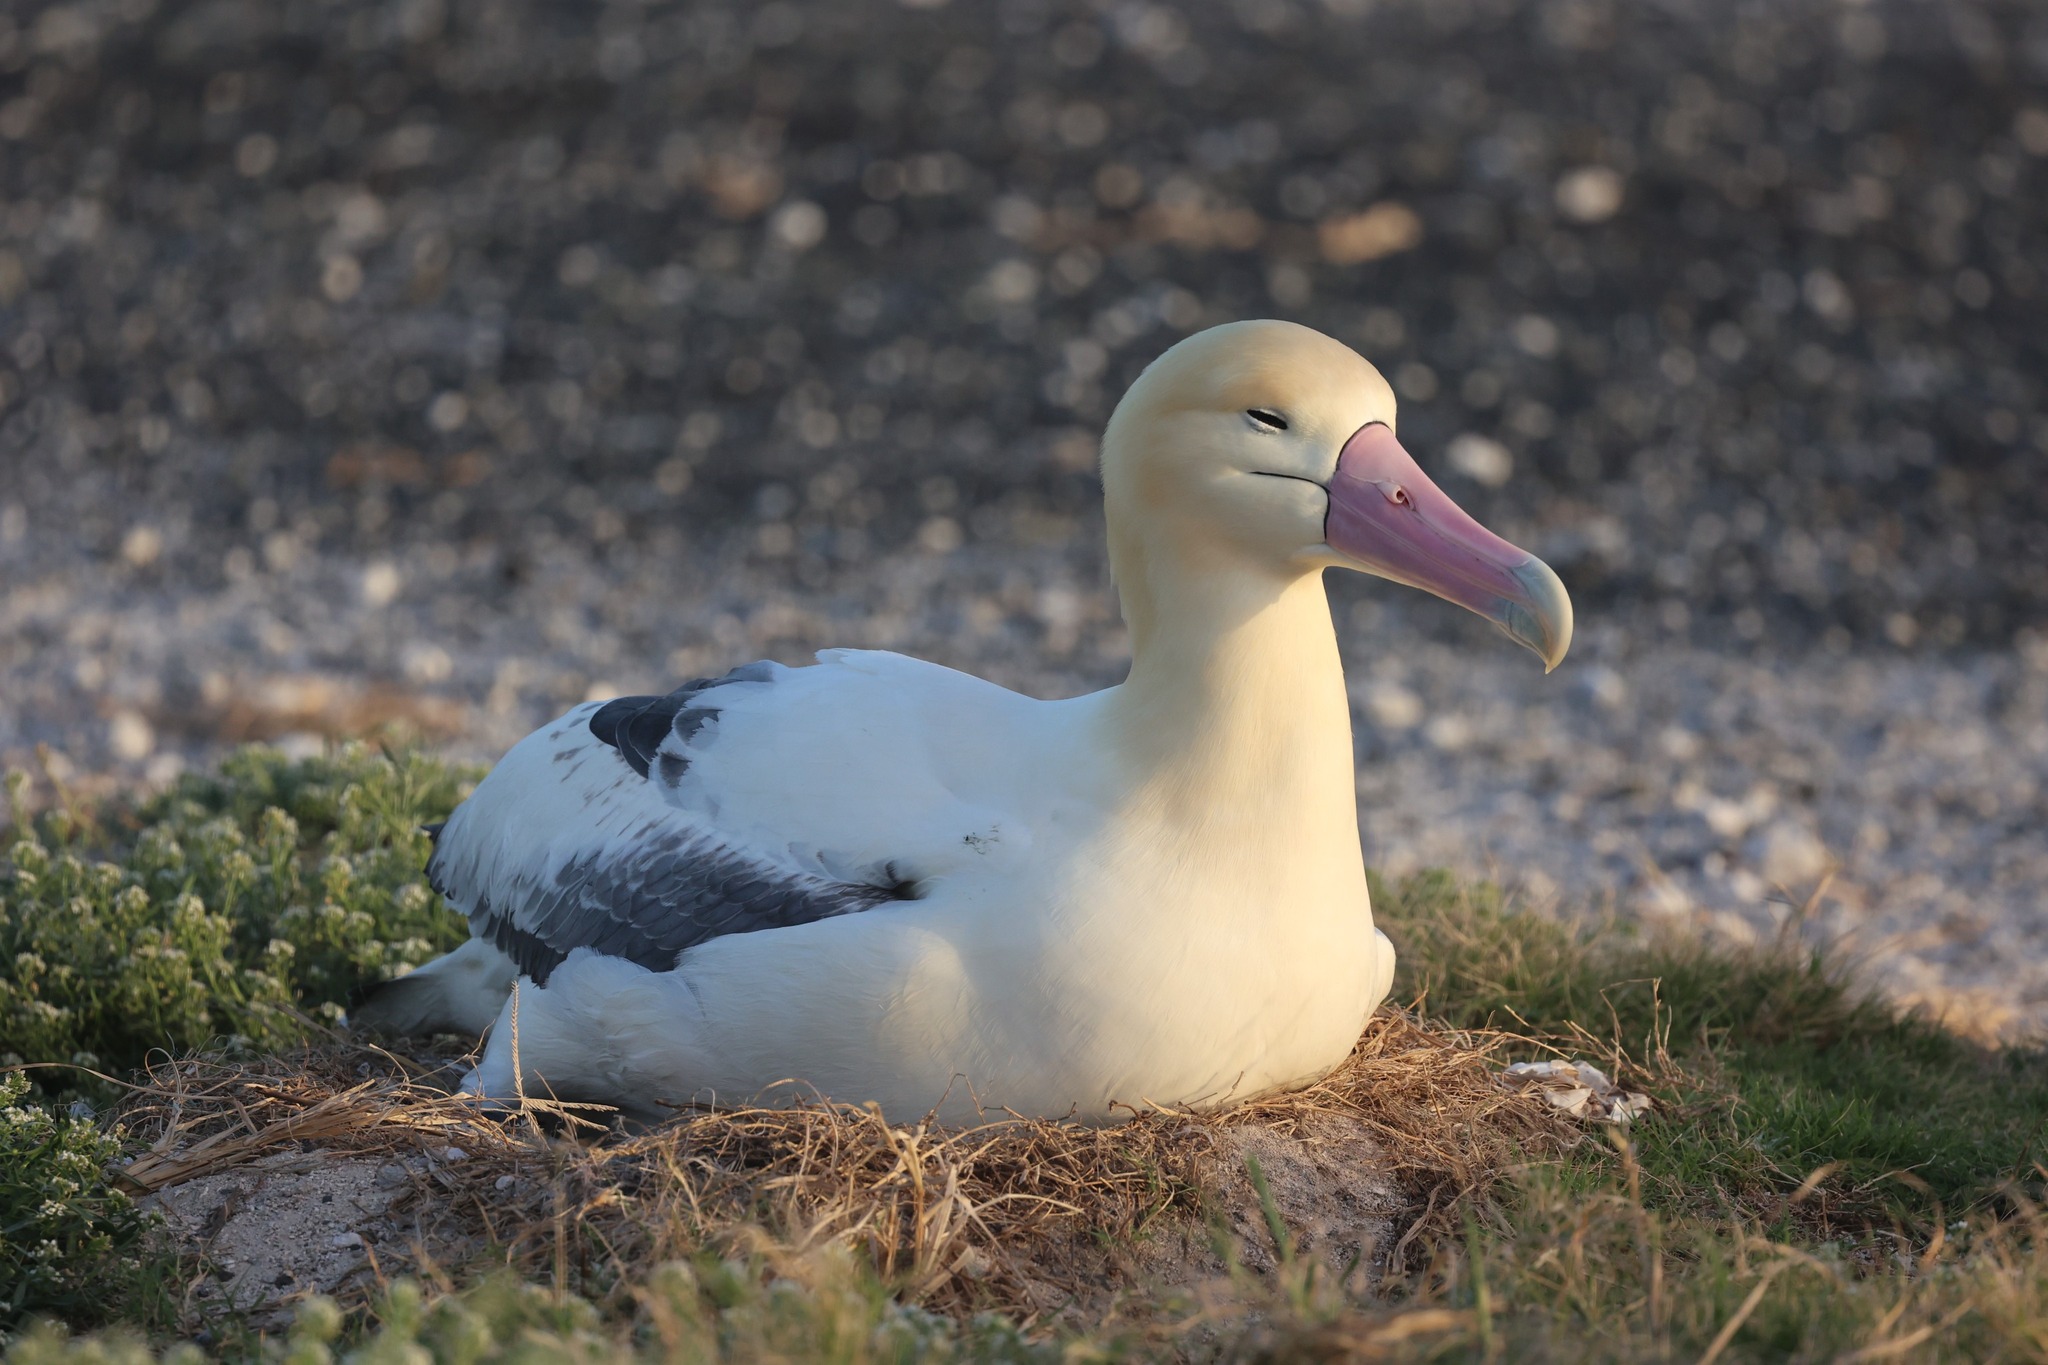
[111,1009,1577,1322]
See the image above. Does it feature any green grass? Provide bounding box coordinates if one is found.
[1374,868,2048,1227]
[5,749,2048,1360]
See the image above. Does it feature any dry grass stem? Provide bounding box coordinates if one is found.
[112,1009,1576,1319]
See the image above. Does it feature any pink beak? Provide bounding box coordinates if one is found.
[1324,423,1573,671]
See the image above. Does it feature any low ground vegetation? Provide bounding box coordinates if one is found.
[3,748,2046,1360]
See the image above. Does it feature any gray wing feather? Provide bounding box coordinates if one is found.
[430,663,915,986]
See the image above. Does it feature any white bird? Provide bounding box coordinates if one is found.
[351,320,1571,1123]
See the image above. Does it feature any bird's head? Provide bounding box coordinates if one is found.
[1101,319,1572,671]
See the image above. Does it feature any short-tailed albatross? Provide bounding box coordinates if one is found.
[352,319,1572,1122]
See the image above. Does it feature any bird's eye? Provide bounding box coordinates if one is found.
[1246,409,1288,431]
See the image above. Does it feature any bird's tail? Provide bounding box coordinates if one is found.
[347,937,518,1039]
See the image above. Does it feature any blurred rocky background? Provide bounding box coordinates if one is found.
[2,0,2046,1032]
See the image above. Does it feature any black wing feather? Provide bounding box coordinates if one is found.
[468,834,903,986]
[587,662,779,780]
[435,661,913,987]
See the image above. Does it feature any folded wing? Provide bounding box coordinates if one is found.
[430,662,925,986]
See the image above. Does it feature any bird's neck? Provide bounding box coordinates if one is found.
[1099,545,1360,848]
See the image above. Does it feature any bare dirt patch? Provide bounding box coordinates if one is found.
[145,1154,395,1321]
